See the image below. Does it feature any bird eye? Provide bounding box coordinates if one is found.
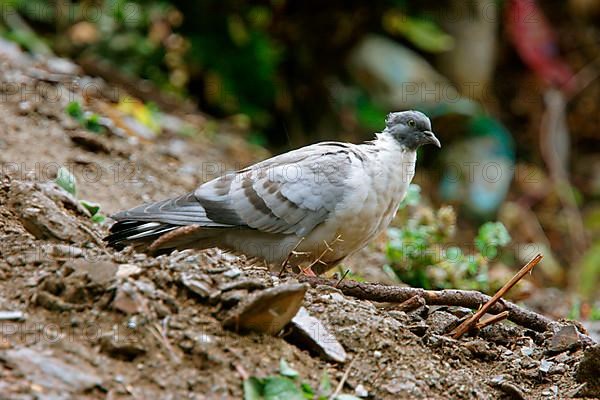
[408,119,416,127]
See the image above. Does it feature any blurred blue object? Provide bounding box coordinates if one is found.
[440,115,515,218]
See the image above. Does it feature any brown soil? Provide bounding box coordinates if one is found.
[0,41,597,399]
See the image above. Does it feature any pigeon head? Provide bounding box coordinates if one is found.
[384,110,441,150]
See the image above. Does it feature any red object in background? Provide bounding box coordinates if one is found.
[506,0,576,93]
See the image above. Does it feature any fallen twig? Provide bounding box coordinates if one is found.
[330,351,360,400]
[335,269,350,288]
[394,295,426,313]
[450,254,543,338]
[476,311,510,330]
[294,254,556,333]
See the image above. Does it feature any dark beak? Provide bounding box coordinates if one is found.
[423,130,441,148]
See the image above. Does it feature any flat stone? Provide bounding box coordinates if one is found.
[181,273,214,299]
[1,347,102,394]
[549,325,581,353]
[112,282,148,314]
[99,333,146,361]
[223,283,308,335]
[287,306,347,363]
[67,259,117,286]
[116,264,143,279]
[0,311,26,321]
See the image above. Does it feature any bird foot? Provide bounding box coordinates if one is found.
[299,265,317,277]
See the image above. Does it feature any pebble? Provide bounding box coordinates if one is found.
[549,325,581,353]
[355,384,368,398]
[181,273,214,299]
[539,359,554,373]
[0,311,26,321]
[223,267,242,278]
[116,264,142,279]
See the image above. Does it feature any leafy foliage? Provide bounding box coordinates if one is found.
[386,184,511,292]
[243,358,359,400]
[55,166,77,197]
[65,101,105,134]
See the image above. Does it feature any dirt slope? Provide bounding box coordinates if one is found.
[0,40,596,399]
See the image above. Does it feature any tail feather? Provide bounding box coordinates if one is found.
[104,220,179,251]
[104,191,240,253]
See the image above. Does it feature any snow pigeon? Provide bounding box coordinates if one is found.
[105,111,441,274]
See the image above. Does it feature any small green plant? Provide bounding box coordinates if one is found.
[385,184,511,292]
[55,167,106,224]
[55,166,77,197]
[243,358,359,400]
[65,101,105,134]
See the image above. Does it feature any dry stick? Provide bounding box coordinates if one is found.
[330,352,360,400]
[279,237,306,277]
[450,254,543,339]
[295,255,554,333]
[394,295,426,313]
[335,269,350,288]
[476,311,510,330]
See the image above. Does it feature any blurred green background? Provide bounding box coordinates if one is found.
[1,0,599,316]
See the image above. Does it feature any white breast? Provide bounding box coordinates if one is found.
[301,139,417,262]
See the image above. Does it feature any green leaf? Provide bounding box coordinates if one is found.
[318,372,332,398]
[244,377,265,400]
[263,376,304,400]
[65,101,83,120]
[91,214,106,224]
[475,222,511,258]
[300,382,315,399]
[55,166,77,196]
[79,200,101,216]
[279,358,299,379]
[84,113,104,133]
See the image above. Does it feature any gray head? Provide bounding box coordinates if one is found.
[383,110,441,150]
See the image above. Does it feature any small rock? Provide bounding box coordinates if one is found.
[99,333,146,361]
[0,311,26,321]
[181,273,214,299]
[223,283,308,335]
[407,322,428,337]
[1,347,102,395]
[220,290,247,308]
[223,267,242,278]
[67,259,117,286]
[116,264,142,279]
[46,244,84,259]
[112,282,148,314]
[576,345,600,396]
[219,278,265,292]
[548,325,581,353]
[18,100,33,114]
[539,359,554,373]
[464,340,498,361]
[355,384,368,398]
[287,306,347,363]
[550,363,566,375]
[35,291,78,312]
[426,311,459,335]
[329,292,345,302]
[46,57,80,75]
[8,180,87,242]
[520,346,534,356]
